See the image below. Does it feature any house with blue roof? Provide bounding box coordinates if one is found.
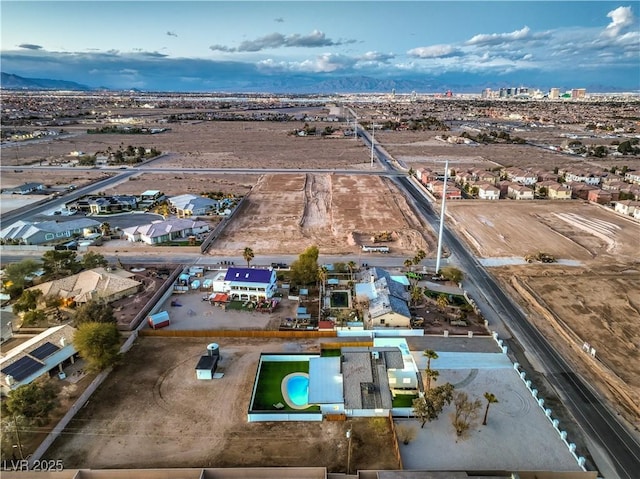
[355,267,411,328]
[223,267,277,301]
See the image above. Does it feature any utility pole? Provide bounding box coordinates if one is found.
[13,413,24,460]
[346,424,353,475]
[435,160,449,274]
[370,122,375,167]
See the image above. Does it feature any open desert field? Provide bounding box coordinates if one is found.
[446,200,640,424]
[374,129,640,175]
[102,172,258,197]
[209,173,436,256]
[5,119,378,170]
[0,169,113,190]
[44,337,400,472]
[446,200,640,262]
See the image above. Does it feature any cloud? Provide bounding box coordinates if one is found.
[166,31,178,37]
[274,17,284,23]
[465,26,548,46]
[18,43,43,50]
[407,44,459,58]
[604,6,635,37]
[210,30,354,53]
[359,51,395,63]
[209,44,236,53]
[258,53,356,73]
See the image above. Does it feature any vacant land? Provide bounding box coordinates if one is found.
[103,172,258,197]
[209,173,436,256]
[44,337,400,472]
[446,200,640,424]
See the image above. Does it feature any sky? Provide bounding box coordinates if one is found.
[1,1,639,93]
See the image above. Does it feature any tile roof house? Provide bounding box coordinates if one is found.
[355,267,410,328]
[223,267,277,300]
[168,194,219,217]
[507,184,534,200]
[0,324,78,395]
[29,267,142,305]
[614,200,640,216]
[122,218,210,245]
[477,183,500,200]
[587,189,614,205]
[88,195,138,214]
[0,218,101,245]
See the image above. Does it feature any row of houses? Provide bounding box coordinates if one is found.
[66,192,234,217]
[415,166,640,202]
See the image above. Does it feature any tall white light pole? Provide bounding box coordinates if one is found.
[354,113,358,141]
[435,160,449,274]
[370,122,375,167]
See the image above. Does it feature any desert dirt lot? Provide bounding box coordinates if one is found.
[208,173,436,256]
[44,337,400,471]
[446,200,640,423]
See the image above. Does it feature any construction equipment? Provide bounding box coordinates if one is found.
[371,231,394,243]
[524,251,557,263]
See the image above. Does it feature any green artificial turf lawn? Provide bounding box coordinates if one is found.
[252,360,319,411]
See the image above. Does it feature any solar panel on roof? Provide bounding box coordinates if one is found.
[1,356,43,382]
[30,342,61,360]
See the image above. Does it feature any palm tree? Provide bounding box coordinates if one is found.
[347,260,357,281]
[436,294,449,312]
[100,222,111,237]
[243,247,254,267]
[403,259,413,271]
[423,349,439,371]
[424,368,439,391]
[410,285,423,307]
[482,392,499,425]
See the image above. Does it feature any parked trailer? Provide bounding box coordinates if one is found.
[362,245,390,253]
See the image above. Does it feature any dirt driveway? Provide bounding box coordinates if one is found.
[44,337,399,472]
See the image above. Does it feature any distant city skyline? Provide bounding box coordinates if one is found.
[1,1,639,93]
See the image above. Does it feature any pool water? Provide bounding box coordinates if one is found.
[286,374,309,407]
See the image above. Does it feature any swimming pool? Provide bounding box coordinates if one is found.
[284,373,309,408]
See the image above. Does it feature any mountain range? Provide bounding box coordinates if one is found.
[1,73,91,91]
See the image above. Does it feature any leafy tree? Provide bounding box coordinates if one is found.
[412,382,454,428]
[482,392,499,425]
[2,259,41,298]
[5,382,59,426]
[396,423,418,445]
[74,300,116,326]
[73,322,121,371]
[12,289,42,314]
[82,251,108,269]
[451,391,482,437]
[538,186,548,198]
[242,247,255,268]
[42,250,82,280]
[290,245,320,285]
[22,309,46,326]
